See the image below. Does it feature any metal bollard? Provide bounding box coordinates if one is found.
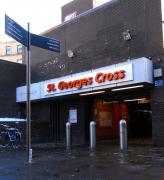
[119,119,127,151]
[90,121,96,149]
[66,122,71,149]
[28,148,32,163]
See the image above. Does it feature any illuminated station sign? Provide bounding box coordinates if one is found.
[45,70,126,94]
[44,64,133,96]
[16,57,153,102]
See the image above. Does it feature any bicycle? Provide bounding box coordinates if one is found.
[0,125,22,148]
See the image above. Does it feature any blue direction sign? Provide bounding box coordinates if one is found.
[5,15,28,46]
[31,33,60,53]
[154,79,163,87]
[5,15,60,53]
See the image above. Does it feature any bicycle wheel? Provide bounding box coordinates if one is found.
[0,132,10,147]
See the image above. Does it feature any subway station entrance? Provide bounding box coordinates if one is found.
[92,90,152,144]
[93,99,127,140]
[17,57,153,145]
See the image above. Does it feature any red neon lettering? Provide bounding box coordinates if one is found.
[58,77,93,90]
[47,83,56,92]
[118,70,125,79]
[87,77,93,85]
[106,73,113,81]
[95,73,103,83]
[56,70,125,91]
[95,70,125,83]
[58,81,64,90]
[113,71,119,80]
[75,80,82,89]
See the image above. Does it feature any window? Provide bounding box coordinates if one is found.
[5,46,12,55]
[17,45,22,54]
[17,59,22,64]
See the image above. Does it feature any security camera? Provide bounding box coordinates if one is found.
[67,50,74,58]
[123,30,132,41]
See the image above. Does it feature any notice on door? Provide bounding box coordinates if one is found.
[69,109,77,123]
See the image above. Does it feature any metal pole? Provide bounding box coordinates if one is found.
[90,121,96,149]
[119,119,127,151]
[66,122,71,149]
[26,22,32,163]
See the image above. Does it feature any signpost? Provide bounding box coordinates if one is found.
[5,15,60,163]
[5,15,28,46]
[154,80,163,87]
[31,33,60,52]
[26,23,32,163]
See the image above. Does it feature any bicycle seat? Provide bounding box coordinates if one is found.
[8,128,18,141]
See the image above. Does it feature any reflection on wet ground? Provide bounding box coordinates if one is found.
[0,143,164,179]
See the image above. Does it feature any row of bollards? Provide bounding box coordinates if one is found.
[66,119,127,151]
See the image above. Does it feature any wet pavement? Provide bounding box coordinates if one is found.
[0,143,164,180]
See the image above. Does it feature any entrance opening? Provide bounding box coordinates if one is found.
[93,97,152,144]
[50,102,61,142]
[126,99,152,139]
[93,99,128,141]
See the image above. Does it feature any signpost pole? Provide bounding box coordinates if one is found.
[26,22,32,163]
[5,14,60,164]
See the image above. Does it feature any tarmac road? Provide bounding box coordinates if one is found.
[0,143,164,180]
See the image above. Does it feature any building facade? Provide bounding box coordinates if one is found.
[17,0,164,146]
[0,60,25,139]
[0,41,23,63]
[61,0,115,22]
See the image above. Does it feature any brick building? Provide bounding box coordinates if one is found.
[17,0,164,146]
[0,60,25,136]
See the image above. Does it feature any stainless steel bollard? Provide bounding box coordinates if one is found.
[28,148,32,163]
[119,119,127,150]
[66,122,71,149]
[90,121,96,149]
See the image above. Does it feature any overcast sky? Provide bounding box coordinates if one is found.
[0,0,73,42]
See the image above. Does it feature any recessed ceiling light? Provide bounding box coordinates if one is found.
[111,85,144,92]
[79,91,105,96]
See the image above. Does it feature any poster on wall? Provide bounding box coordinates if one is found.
[98,111,113,127]
[69,109,77,123]
[94,100,113,128]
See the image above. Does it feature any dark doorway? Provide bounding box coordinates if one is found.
[127,100,152,139]
[50,101,61,142]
